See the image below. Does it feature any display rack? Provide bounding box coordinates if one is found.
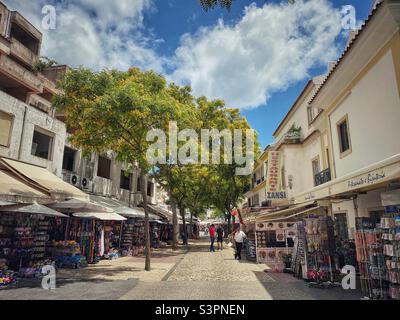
[355,205,400,300]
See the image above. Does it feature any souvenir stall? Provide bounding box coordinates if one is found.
[0,204,67,280]
[51,217,97,266]
[121,218,145,256]
[255,221,296,271]
[103,221,121,260]
[354,190,400,300]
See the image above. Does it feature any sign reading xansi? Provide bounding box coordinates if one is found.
[266,191,287,200]
[266,151,287,200]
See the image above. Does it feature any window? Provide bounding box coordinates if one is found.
[308,106,323,125]
[137,177,142,192]
[337,115,351,156]
[311,156,320,186]
[252,194,259,207]
[10,23,40,54]
[31,128,54,160]
[147,182,154,197]
[0,111,13,147]
[97,156,111,179]
[307,106,314,125]
[62,147,76,172]
[120,170,131,190]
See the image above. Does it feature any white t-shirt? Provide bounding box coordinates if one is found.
[234,231,246,243]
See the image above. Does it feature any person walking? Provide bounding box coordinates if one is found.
[232,225,246,260]
[209,224,216,252]
[216,225,224,250]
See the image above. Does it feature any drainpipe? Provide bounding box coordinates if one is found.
[18,105,28,161]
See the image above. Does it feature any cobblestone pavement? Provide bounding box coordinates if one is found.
[0,239,363,300]
[0,245,186,300]
[120,239,363,300]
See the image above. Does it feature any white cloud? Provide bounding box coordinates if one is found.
[3,0,164,71]
[3,0,343,110]
[170,0,342,109]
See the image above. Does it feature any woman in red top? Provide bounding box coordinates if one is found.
[209,224,216,252]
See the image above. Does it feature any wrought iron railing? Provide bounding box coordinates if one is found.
[314,168,331,186]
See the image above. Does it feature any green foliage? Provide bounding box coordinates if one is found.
[33,56,59,72]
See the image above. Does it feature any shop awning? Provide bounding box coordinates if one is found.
[0,157,88,200]
[72,211,126,221]
[149,205,184,224]
[0,169,50,202]
[0,200,16,206]
[147,204,169,221]
[0,202,68,218]
[88,195,145,218]
[48,197,113,213]
[258,206,322,222]
[255,201,317,221]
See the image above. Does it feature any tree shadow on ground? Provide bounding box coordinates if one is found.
[253,270,363,300]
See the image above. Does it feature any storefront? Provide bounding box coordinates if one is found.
[354,189,400,300]
[255,203,342,282]
[0,203,68,286]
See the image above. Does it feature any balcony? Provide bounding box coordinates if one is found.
[10,37,38,67]
[27,93,52,114]
[0,54,42,92]
[314,168,331,186]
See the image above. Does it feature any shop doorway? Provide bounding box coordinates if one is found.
[368,209,385,225]
[334,212,349,240]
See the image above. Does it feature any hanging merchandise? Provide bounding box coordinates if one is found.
[121,219,145,256]
[303,216,340,283]
[291,221,307,279]
[0,213,58,280]
[256,220,295,271]
[355,202,400,300]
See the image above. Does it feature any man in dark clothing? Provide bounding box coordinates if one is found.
[209,224,216,252]
[216,225,224,250]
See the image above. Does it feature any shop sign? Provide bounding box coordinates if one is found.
[347,171,386,189]
[266,191,287,200]
[266,152,287,200]
[331,159,400,195]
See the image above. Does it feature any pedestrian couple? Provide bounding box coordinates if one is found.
[209,224,224,252]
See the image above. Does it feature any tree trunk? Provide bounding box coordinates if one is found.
[171,199,178,250]
[140,170,151,271]
[189,212,193,239]
[179,204,187,247]
[227,213,232,234]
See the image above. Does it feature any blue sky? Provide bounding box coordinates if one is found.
[5,0,373,148]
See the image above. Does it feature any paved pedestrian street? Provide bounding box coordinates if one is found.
[0,239,362,300]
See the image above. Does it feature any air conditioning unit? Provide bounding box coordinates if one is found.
[69,174,82,188]
[81,177,93,191]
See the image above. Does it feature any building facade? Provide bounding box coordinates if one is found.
[0,2,158,208]
[250,0,400,240]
